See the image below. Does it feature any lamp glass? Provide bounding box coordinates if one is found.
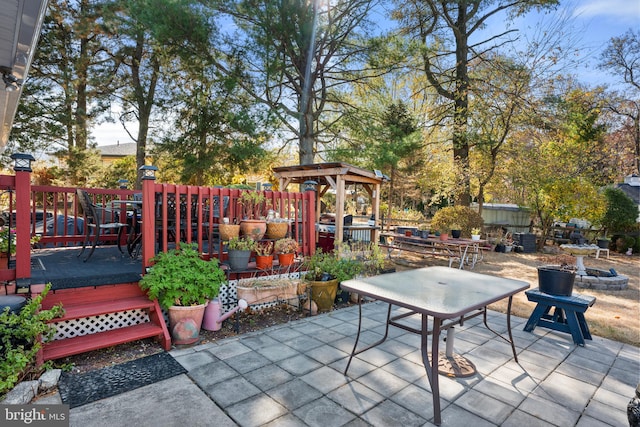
[140,165,158,180]
[303,180,317,192]
[11,153,35,172]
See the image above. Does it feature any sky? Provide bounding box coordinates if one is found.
[91,0,640,146]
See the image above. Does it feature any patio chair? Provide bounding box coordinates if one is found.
[76,189,127,262]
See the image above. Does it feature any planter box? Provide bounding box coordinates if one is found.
[237,279,299,305]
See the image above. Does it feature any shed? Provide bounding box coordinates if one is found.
[474,203,531,232]
[273,162,385,247]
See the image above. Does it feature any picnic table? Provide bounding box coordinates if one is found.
[380,232,485,269]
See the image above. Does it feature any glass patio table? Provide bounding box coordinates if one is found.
[341,266,530,426]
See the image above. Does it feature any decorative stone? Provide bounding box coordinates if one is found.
[1,380,39,404]
[39,369,62,392]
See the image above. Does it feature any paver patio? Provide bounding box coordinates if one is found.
[65,301,638,426]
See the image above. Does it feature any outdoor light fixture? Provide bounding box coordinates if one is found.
[11,153,35,172]
[118,179,129,189]
[262,183,273,191]
[303,180,318,192]
[140,165,158,180]
[1,67,22,92]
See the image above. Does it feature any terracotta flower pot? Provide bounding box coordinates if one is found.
[168,302,207,345]
[240,219,267,241]
[278,252,295,266]
[255,254,273,270]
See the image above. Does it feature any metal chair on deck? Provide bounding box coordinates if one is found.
[76,189,128,261]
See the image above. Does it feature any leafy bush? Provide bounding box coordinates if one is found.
[0,284,64,397]
[303,249,362,283]
[600,188,637,234]
[430,206,484,238]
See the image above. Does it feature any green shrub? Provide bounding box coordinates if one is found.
[430,206,484,238]
[614,235,637,253]
[303,248,362,283]
[601,188,637,234]
[0,284,64,397]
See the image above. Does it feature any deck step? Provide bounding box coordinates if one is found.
[38,282,171,363]
[52,296,158,321]
[43,323,166,361]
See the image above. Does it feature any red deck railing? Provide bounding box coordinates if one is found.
[139,179,316,270]
[0,169,315,288]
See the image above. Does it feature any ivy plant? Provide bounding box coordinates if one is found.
[0,284,64,398]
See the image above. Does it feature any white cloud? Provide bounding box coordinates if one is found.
[574,0,640,21]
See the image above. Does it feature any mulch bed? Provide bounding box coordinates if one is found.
[55,299,356,374]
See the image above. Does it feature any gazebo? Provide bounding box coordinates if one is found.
[273,162,386,248]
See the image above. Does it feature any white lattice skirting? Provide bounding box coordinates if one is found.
[49,309,150,341]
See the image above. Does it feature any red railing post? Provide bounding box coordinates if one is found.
[140,166,158,271]
[13,155,33,288]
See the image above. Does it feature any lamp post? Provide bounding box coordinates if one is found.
[140,165,157,181]
[11,153,34,172]
[303,180,318,192]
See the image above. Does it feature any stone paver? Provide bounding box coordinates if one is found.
[64,302,635,427]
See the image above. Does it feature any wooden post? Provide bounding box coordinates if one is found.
[141,166,157,271]
[14,167,31,286]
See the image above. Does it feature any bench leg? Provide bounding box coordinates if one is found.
[564,310,586,346]
[524,303,550,332]
[576,312,592,341]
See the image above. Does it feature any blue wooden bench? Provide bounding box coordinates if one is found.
[523,289,596,346]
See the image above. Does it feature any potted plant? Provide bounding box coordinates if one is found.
[430,206,484,239]
[265,218,290,240]
[227,236,257,270]
[471,227,481,241]
[219,218,240,242]
[303,249,361,312]
[139,244,226,345]
[274,237,298,266]
[255,240,274,270]
[418,224,430,239]
[450,223,462,239]
[239,191,267,240]
[438,227,449,241]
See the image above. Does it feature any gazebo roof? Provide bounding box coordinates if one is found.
[272,162,384,188]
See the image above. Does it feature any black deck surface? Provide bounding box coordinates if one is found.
[31,245,143,290]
